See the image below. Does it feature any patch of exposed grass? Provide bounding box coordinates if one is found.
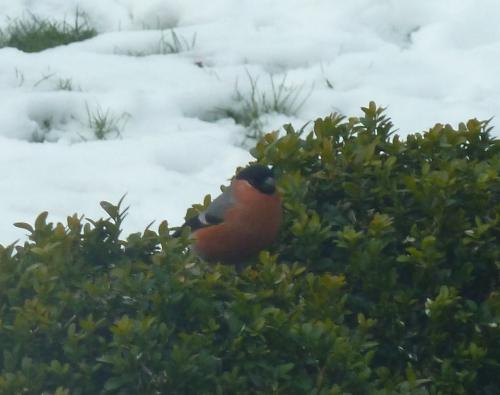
[32,72,57,88]
[157,29,196,54]
[219,71,311,141]
[14,68,81,91]
[0,9,97,53]
[120,29,196,57]
[85,104,130,140]
[57,78,76,91]
[14,68,25,87]
[27,102,129,143]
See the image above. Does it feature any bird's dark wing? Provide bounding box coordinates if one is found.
[173,185,234,236]
[203,185,234,225]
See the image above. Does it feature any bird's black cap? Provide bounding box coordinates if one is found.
[236,164,276,194]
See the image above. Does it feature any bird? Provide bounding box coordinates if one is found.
[174,164,282,269]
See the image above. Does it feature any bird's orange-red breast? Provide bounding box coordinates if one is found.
[177,164,282,265]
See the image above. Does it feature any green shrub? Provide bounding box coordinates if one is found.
[0,103,498,394]
[253,103,500,394]
[0,10,97,53]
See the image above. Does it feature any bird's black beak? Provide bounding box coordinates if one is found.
[260,176,276,194]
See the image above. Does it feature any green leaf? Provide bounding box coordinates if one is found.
[13,222,34,232]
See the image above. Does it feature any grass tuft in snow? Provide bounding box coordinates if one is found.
[219,71,311,141]
[15,68,81,91]
[158,29,197,54]
[123,29,196,57]
[85,104,130,140]
[57,78,76,91]
[0,9,97,53]
[33,72,57,88]
[14,68,25,87]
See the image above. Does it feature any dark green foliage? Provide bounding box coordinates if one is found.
[252,102,500,394]
[0,103,499,394]
[0,210,373,394]
[0,11,97,53]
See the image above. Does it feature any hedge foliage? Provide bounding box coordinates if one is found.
[0,103,499,394]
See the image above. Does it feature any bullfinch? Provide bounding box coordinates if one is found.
[175,164,282,268]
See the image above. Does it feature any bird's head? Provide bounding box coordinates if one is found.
[236,164,276,195]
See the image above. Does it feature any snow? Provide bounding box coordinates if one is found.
[0,0,499,243]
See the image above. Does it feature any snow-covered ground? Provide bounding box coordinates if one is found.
[1,0,499,244]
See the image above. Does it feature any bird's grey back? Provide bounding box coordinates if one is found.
[201,185,235,225]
